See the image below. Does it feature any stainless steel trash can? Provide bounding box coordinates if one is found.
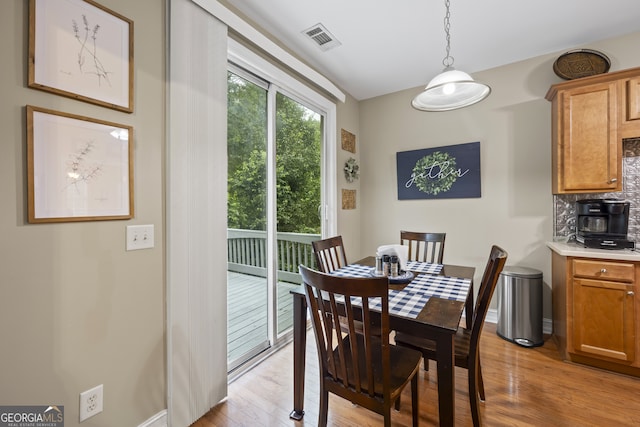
[496,266,543,347]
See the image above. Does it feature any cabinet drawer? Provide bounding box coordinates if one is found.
[573,259,635,282]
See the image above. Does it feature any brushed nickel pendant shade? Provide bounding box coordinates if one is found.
[412,0,490,112]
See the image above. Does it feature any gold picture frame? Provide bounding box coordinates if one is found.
[341,129,356,153]
[28,0,134,113]
[342,189,356,210]
[27,105,134,223]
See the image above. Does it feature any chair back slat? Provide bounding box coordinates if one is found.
[360,298,375,396]
[312,236,348,273]
[342,296,363,392]
[330,292,352,387]
[400,230,446,264]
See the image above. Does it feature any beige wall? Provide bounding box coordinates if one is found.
[336,93,362,259]
[358,31,640,320]
[0,1,165,426]
[2,0,640,423]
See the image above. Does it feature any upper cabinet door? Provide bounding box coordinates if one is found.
[627,77,640,121]
[619,77,640,139]
[554,81,621,194]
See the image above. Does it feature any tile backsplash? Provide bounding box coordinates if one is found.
[554,138,640,243]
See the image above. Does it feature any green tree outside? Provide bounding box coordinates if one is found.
[227,72,321,234]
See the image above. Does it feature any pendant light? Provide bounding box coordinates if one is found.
[412,0,490,111]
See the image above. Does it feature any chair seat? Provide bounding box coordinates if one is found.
[328,334,422,396]
[394,328,472,368]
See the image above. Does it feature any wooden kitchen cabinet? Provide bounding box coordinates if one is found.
[547,81,620,194]
[625,77,640,121]
[546,66,640,194]
[620,77,640,138]
[552,252,640,377]
[572,259,635,362]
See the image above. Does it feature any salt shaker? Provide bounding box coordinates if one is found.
[375,256,383,275]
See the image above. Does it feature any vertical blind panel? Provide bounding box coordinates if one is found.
[168,0,228,426]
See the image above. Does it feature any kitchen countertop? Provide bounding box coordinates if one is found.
[547,241,640,261]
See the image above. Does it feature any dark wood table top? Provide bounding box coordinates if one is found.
[294,256,476,333]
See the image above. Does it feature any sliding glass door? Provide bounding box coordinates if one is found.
[227,70,269,371]
[227,67,323,373]
[274,92,322,335]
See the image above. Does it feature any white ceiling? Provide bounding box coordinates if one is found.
[224,0,640,100]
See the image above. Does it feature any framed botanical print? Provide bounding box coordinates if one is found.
[28,0,134,112]
[27,105,134,223]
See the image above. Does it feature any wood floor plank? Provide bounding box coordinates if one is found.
[196,322,640,426]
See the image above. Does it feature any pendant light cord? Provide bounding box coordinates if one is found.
[442,0,454,68]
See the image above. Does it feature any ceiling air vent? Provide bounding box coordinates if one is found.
[302,23,341,52]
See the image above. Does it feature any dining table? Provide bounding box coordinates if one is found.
[289,256,475,427]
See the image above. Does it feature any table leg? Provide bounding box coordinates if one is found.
[289,293,307,420]
[435,332,456,427]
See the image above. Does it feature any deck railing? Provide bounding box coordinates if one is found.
[227,228,319,283]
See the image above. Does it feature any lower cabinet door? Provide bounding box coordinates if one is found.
[572,278,635,362]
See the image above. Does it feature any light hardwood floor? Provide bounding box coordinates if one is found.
[193,323,640,426]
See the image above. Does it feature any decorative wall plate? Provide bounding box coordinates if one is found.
[344,157,359,182]
[553,49,611,80]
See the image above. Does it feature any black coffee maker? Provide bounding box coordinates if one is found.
[575,199,634,249]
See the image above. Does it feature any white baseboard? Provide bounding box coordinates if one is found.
[486,308,552,335]
[138,410,167,427]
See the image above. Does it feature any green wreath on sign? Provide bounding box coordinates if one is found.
[412,151,458,195]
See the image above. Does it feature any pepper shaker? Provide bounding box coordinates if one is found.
[390,255,399,278]
[382,255,390,276]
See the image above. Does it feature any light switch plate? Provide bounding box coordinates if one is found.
[126,225,155,251]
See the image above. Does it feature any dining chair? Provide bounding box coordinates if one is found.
[312,235,349,273]
[400,230,446,264]
[394,245,508,427]
[299,265,422,427]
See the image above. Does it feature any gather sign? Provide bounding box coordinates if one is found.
[396,141,481,200]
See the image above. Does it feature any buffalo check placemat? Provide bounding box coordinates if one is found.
[329,293,427,319]
[404,274,470,303]
[330,263,373,278]
[372,290,429,318]
[405,261,444,275]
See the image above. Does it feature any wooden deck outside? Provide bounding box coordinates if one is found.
[227,271,300,364]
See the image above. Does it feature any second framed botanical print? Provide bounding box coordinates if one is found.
[28,0,134,112]
[27,105,134,223]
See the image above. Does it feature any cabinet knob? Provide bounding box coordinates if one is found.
[600,268,607,273]
[609,178,618,183]
[628,291,635,296]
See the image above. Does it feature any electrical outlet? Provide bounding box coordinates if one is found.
[79,384,103,422]
[126,224,155,251]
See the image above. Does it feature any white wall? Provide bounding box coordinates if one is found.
[357,31,640,319]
